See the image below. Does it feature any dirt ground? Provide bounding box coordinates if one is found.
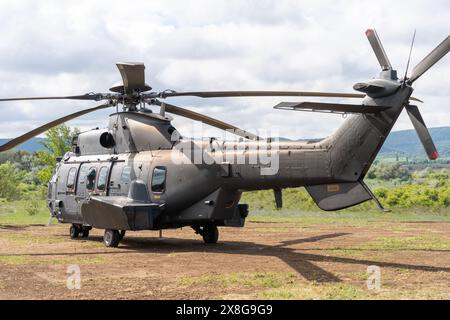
[0,220,449,300]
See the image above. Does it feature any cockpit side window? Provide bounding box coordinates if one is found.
[86,167,97,191]
[120,166,132,186]
[97,166,108,192]
[151,166,167,193]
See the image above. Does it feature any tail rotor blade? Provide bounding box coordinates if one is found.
[408,35,450,84]
[365,29,392,70]
[405,105,438,160]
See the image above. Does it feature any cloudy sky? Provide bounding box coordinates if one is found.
[0,0,448,140]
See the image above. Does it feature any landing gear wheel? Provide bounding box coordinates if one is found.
[70,224,79,239]
[103,229,120,247]
[80,227,90,238]
[119,230,126,240]
[202,224,219,244]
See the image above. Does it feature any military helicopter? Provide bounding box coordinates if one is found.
[0,29,448,247]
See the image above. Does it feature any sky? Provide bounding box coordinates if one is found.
[0,0,448,140]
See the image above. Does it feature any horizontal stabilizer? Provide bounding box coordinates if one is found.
[274,101,391,114]
[306,182,372,211]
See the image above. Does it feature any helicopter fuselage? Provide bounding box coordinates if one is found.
[47,85,412,233]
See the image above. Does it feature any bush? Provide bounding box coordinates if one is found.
[0,162,21,200]
[242,181,450,212]
[368,163,412,181]
[25,200,40,216]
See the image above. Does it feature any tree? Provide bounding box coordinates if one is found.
[367,162,411,181]
[0,162,20,200]
[33,124,79,184]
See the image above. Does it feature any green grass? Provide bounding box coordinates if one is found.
[3,233,65,245]
[258,282,450,300]
[0,255,30,265]
[0,199,52,225]
[248,209,450,225]
[0,253,109,266]
[249,226,312,233]
[178,269,450,299]
[358,234,450,251]
[321,234,450,261]
[42,255,110,265]
[1,199,449,228]
[259,282,366,300]
[178,272,297,289]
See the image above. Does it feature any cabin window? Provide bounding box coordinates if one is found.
[151,166,167,193]
[78,165,89,185]
[66,168,77,191]
[97,166,109,192]
[86,168,97,191]
[120,166,132,185]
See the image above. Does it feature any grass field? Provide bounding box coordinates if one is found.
[1,199,449,300]
[0,200,52,225]
[1,198,449,226]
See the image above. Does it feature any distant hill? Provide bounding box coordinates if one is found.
[380,127,450,158]
[1,126,449,158]
[0,138,46,152]
[283,127,450,159]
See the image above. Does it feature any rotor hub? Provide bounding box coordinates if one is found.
[109,80,152,94]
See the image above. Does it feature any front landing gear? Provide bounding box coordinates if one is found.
[69,224,79,239]
[103,229,121,247]
[193,224,219,244]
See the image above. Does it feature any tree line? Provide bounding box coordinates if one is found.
[0,125,78,200]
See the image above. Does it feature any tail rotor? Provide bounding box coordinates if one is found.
[364,29,449,160]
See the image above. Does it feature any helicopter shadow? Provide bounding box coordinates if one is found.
[3,232,450,283]
[115,232,450,283]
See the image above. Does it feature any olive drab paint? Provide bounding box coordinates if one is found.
[1,30,448,247]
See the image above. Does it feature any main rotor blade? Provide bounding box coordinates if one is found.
[158,91,366,99]
[365,29,392,70]
[274,101,391,114]
[408,35,450,84]
[0,93,109,102]
[116,62,147,93]
[0,103,113,152]
[159,102,260,140]
[405,105,438,160]
[157,90,423,103]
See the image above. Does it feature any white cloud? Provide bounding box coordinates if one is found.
[0,0,448,140]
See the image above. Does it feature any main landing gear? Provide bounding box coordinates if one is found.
[70,224,219,246]
[69,224,91,239]
[193,224,219,244]
[103,229,126,247]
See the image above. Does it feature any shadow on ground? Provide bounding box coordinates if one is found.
[2,232,450,283]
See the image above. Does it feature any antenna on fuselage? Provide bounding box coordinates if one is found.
[402,29,416,87]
